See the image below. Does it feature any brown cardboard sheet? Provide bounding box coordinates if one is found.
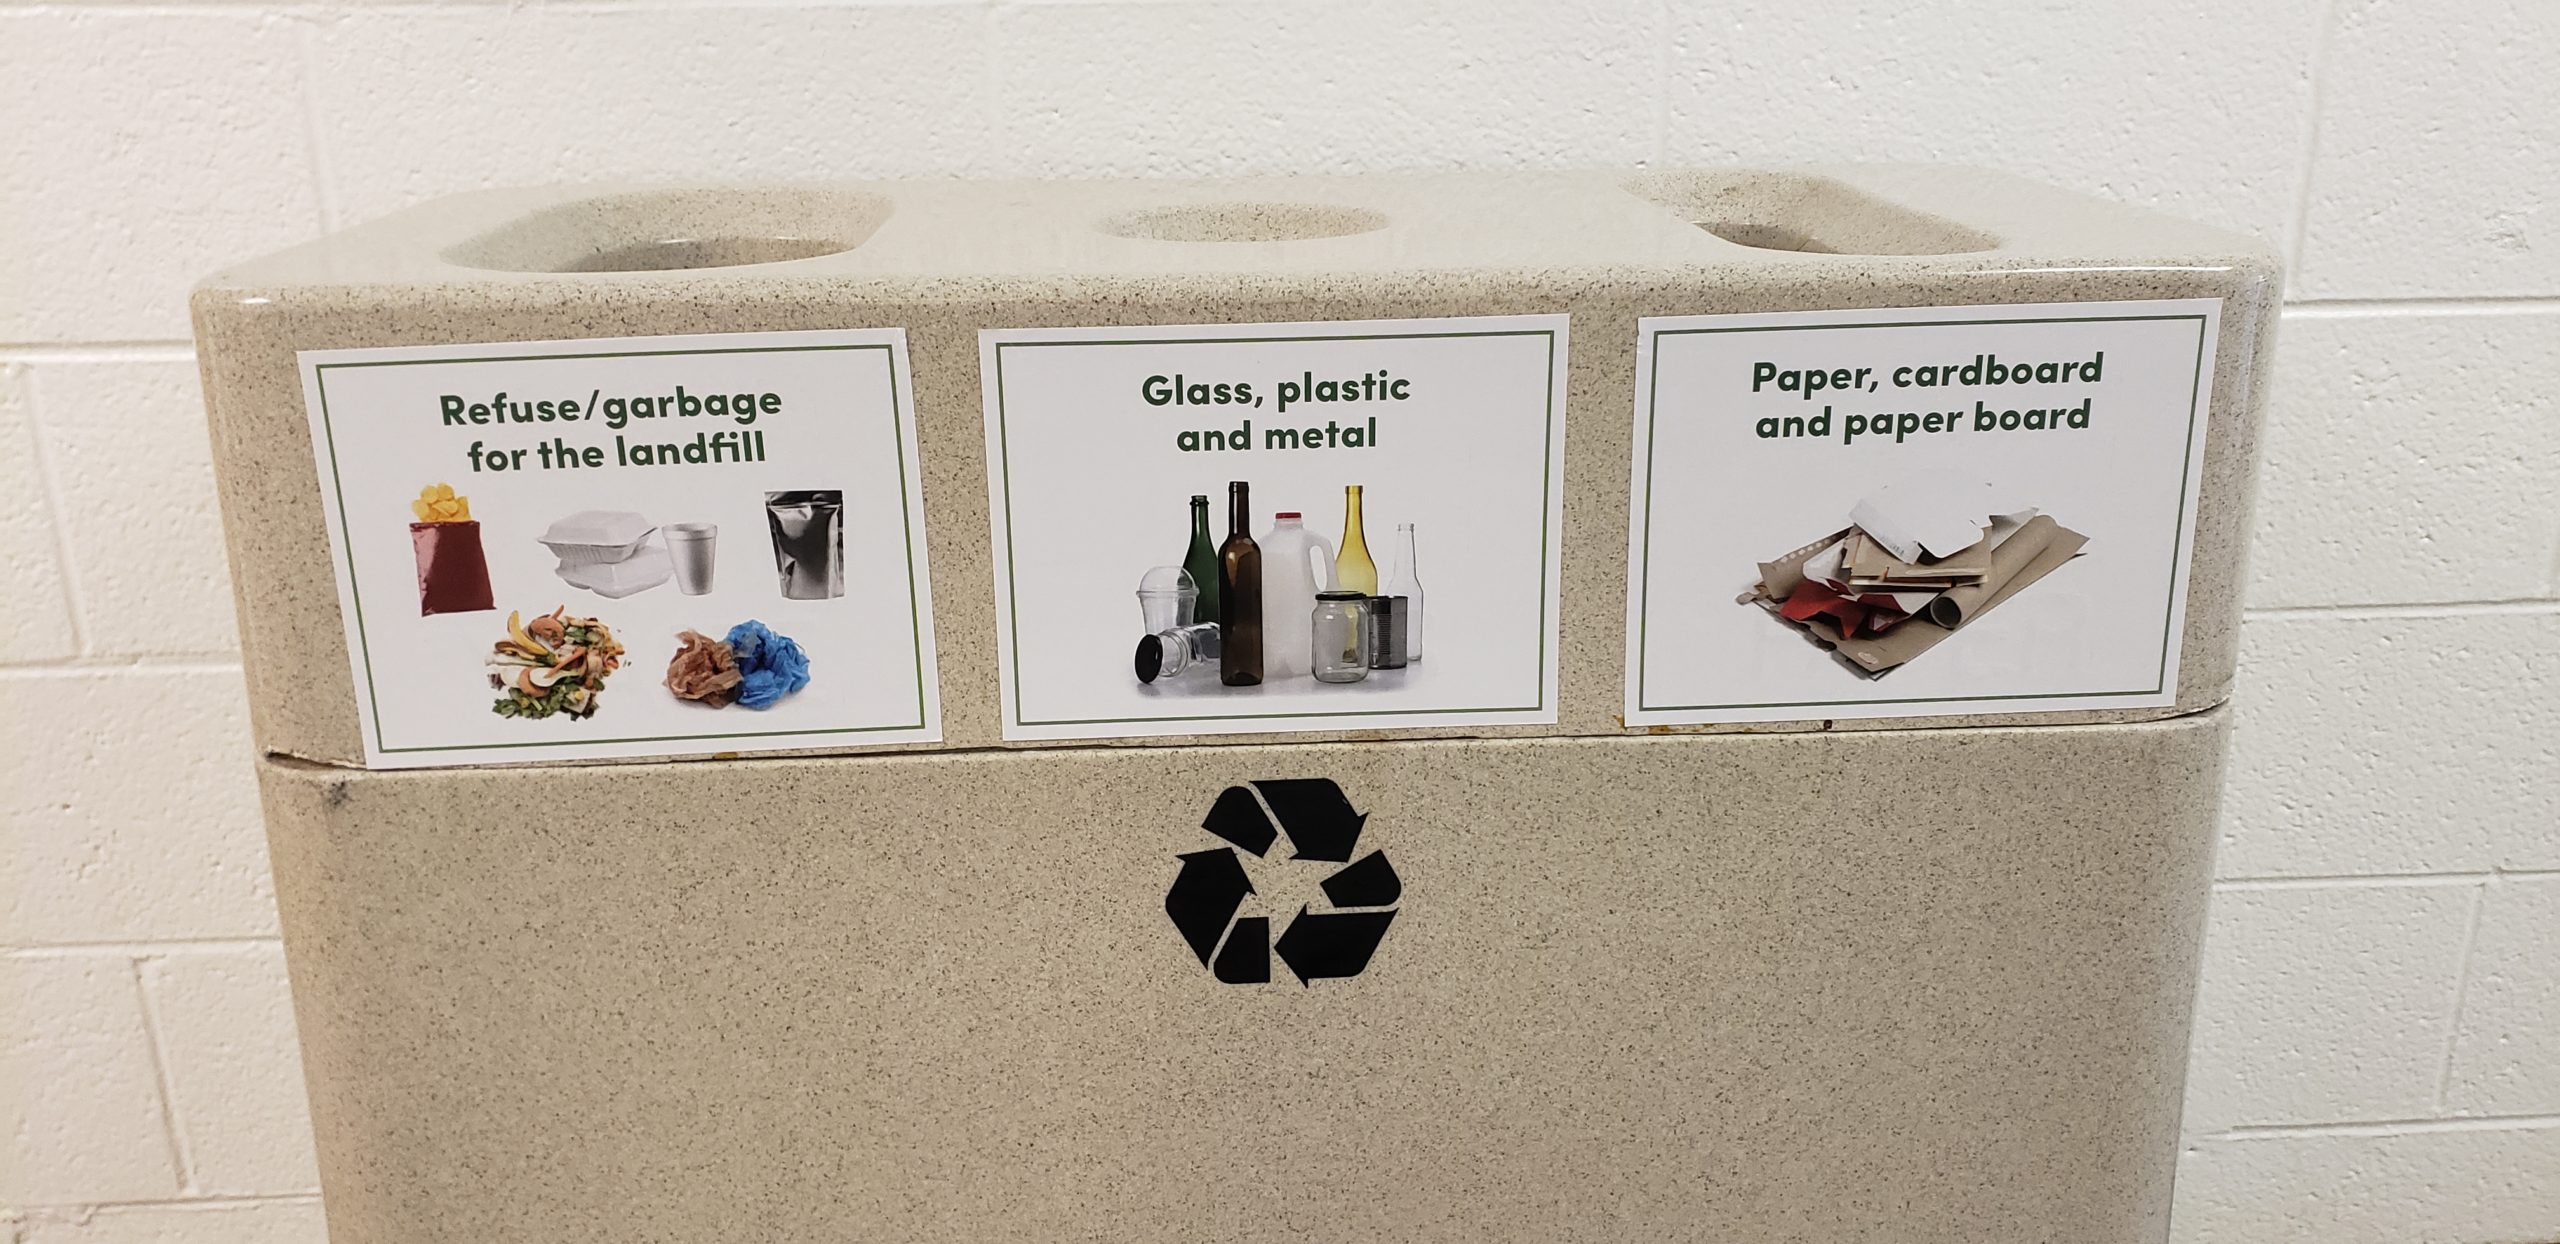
[1844,528,1989,585]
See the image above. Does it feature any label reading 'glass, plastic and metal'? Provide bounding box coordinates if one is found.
[980,316,1568,741]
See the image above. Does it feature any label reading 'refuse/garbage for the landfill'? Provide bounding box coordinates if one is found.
[979,315,1569,741]
[298,329,942,768]
[1623,299,2221,725]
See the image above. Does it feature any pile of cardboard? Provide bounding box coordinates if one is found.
[1741,479,2088,677]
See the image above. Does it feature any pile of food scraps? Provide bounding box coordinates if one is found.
[488,607,624,719]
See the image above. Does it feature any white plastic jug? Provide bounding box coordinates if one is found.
[1257,512,1336,681]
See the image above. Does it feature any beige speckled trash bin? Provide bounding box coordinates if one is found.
[196,169,2277,1243]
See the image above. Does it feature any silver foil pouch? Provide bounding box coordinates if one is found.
[764,489,845,600]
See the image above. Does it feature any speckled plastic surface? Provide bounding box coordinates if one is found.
[259,711,2226,1244]
[193,168,2281,765]
[204,170,2269,1244]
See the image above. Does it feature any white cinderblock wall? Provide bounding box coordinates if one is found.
[5,2,2555,1240]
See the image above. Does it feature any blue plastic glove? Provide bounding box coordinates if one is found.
[724,620,812,710]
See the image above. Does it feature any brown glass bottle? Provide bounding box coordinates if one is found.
[1218,481,1264,686]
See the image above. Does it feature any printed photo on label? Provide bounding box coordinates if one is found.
[981,316,1568,740]
[299,329,941,767]
[1623,299,2220,724]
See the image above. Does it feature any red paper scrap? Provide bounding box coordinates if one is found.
[1779,580,1914,638]
[1781,580,1865,635]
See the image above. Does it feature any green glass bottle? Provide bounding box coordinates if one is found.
[1182,494,1221,624]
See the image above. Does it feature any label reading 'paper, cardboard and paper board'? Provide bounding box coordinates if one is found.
[299,329,941,768]
[980,316,1568,741]
[1623,299,2221,724]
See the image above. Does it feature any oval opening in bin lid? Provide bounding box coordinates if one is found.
[442,188,892,274]
[539,510,658,563]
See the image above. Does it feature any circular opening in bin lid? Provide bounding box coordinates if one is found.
[1100,202,1389,244]
[1623,172,1999,257]
[444,188,891,274]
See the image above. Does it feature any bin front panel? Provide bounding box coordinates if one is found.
[261,714,2223,1244]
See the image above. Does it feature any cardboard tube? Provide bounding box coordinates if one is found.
[1956,519,2088,622]
[1925,515,2076,628]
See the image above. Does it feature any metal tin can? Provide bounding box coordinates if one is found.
[1366,594,1408,669]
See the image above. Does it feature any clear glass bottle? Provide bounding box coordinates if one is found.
[1181,494,1220,626]
[1135,622,1222,684]
[1218,482,1263,687]
[1311,591,1371,683]
[1384,521,1424,661]
[1334,485,1377,595]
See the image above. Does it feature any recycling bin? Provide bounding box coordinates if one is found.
[195,168,2277,1242]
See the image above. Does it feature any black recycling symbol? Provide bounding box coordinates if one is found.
[1164,778,1401,986]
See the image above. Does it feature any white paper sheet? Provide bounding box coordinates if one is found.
[1849,477,2028,561]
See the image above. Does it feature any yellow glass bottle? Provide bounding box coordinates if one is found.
[1334,484,1378,595]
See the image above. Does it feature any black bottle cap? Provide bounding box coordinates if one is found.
[1316,590,1366,601]
[1135,634,1166,684]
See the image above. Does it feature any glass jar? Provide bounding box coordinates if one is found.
[1311,591,1371,684]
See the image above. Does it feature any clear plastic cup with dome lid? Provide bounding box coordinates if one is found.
[1135,565,1200,632]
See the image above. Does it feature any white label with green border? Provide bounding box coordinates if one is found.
[980,315,1568,741]
[300,329,941,768]
[1624,299,2220,724]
